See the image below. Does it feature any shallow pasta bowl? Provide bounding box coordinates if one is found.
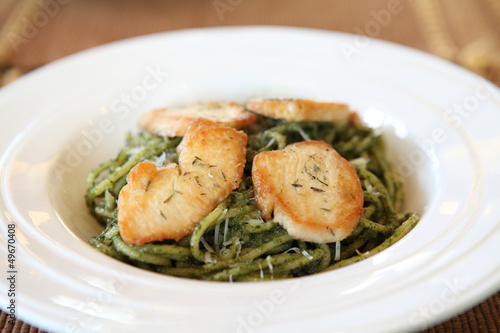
[1,26,500,332]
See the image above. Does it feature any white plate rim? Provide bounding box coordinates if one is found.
[0,26,499,333]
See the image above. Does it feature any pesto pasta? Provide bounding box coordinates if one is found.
[86,115,419,281]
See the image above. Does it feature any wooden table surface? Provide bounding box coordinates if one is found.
[0,0,499,332]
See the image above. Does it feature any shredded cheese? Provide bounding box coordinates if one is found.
[364,179,374,193]
[204,252,216,263]
[302,250,314,260]
[266,255,274,277]
[153,151,168,167]
[223,218,229,243]
[263,138,276,149]
[201,237,214,253]
[335,240,341,261]
[297,126,311,141]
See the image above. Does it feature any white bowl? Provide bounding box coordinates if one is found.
[1,26,499,333]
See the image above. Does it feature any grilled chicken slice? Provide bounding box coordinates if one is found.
[252,140,363,243]
[118,118,248,245]
[245,98,351,123]
[138,101,257,137]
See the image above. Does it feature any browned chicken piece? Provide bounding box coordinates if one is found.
[138,101,257,137]
[252,140,364,243]
[118,118,248,245]
[245,98,351,123]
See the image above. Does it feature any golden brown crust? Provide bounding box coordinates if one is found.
[138,101,256,137]
[245,98,351,123]
[118,118,247,245]
[252,140,363,243]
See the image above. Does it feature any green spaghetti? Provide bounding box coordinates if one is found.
[86,115,419,281]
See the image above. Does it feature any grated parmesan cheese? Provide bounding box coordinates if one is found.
[302,250,314,260]
[200,237,214,253]
[284,247,301,254]
[297,126,311,141]
[223,218,229,243]
[153,151,168,167]
[335,240,341,261]
[266,255,274,277]
[204,252,216,263]
[364,179,374,193]
[263,138,276,150]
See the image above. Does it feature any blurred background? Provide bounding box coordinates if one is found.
[1,0,500,87]
[0,0,499,332]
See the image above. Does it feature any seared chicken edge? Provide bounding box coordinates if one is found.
[118,118,248,245]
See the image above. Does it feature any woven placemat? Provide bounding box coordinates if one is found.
[0,0,499,332]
